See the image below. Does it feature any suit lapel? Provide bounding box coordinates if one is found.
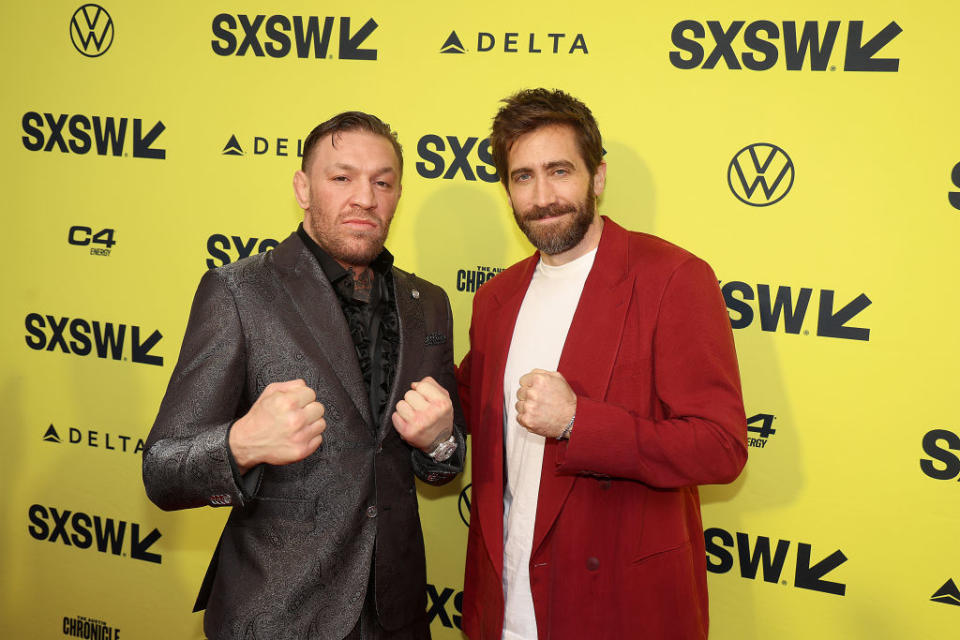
[381,269,426,441]
[477,255,538,577]
[273,233,374,428]
[531,218,634,555]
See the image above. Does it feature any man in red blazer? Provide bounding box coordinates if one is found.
[457,89,748,639]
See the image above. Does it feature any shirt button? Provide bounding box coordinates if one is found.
[366,506,378,518]
[586,557,600,571]
[599,479,611,490]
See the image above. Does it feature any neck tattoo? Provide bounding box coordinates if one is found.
[349,267,374,303]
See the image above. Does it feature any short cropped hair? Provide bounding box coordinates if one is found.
[490,88,603,188]
[301,111,403,174]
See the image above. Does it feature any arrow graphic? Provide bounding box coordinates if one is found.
[844,21,901,72]
[132,327,164,366]
[133,119,166,159]
[817,291,871,341]
[130,524,162,564]
[339,18,378,60]
[794,543,846,595]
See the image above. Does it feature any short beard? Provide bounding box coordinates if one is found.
[308,208,391,267]
[513,183,596,256]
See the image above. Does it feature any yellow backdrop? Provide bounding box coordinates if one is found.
[2,1,957,638]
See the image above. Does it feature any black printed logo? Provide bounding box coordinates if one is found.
[70,4,114,57]
[728,143,794,206]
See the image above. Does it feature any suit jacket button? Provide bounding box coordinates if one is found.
[366,506,378,518]
[599,479,611,490]
[586,557,600,571]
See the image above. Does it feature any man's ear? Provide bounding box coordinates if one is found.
[293,170,310,210]
[592,161,607,197]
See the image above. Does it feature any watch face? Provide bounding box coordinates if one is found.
[431,437,456,462]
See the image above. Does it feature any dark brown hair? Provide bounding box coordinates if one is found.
[490,88,602,188]
[301,111,403,174]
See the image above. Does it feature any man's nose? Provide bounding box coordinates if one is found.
[351,181,376,209]
[532,178,556,208]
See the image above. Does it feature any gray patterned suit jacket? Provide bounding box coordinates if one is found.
[142,232,466,640]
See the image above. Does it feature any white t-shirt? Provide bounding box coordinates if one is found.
[501,249,596,640]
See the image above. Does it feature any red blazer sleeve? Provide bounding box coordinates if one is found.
[557,257,747,487]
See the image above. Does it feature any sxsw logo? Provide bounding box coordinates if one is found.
[221,134,304,158]
[21,112,166,159]
[931,579,960,606]
[212,14,377,60]
[670,20,901,71]
[417,135,498,182]
[43,424,145,455]
[705,527,847,596]
[457,266,502,293]
[207,234,279,268]
[439,30,587,54]
[747,413,776,449]
[70,4,114,57]
[720,281,871,341]
[950,162,960,210]
[25,313,164,366]
[728,143,794,206]
[28,504,161,564]
[427,583,463,630]
[920,428,960,481]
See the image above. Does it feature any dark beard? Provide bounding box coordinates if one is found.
[513,184,596,255]
[309,209,390,267]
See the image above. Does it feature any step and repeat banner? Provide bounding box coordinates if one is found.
[2,1,957,638]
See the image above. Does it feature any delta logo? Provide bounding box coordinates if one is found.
[439,30,587,55]
[221,134,304,158]
[43,423,145,455]
[931,579,960,606]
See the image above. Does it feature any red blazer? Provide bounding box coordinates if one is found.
[457,218,747,640]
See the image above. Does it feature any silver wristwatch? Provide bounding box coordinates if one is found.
[427,434,457,462]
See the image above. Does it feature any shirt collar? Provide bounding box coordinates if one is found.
[296,223,394,283]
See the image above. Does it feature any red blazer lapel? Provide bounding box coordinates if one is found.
[475,255,538,577]
[532,218,635,555]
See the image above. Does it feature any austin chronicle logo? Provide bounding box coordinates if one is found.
[458,484,471,527]
[70,5,114,57]
[728,143,794,206]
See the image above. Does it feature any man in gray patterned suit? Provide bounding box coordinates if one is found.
[143,112,466,640]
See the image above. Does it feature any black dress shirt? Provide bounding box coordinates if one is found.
[296,224,399,427]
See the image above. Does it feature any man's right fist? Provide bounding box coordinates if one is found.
[229,379,327,474]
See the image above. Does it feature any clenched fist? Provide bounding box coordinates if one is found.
[516,369,577,439]
[391,376,454,453]
[229,379,327,474]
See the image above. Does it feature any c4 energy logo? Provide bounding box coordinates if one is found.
[705,528,847,596]
[728,143,794,206]
[949,162,960,210]
[43,424,145,455]
[747,413,776,449]
[68,225,115,256]
[920,428,960,481]
[417,135,497,182]
[212,14,377,60]
[28,504,161,564]
[24,313,164,366]
[670,20,901,71]
[22,112,166,159]
[931,579,960,606]
[207,234,279,268]
[70,4,114,57]
[439,29,587,54]
[62,615,120,639]
[720,281,871,341]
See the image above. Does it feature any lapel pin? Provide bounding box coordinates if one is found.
[411,289,420,299]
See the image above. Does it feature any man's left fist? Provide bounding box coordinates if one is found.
[516,369,577,439]
[392,376,454,453]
